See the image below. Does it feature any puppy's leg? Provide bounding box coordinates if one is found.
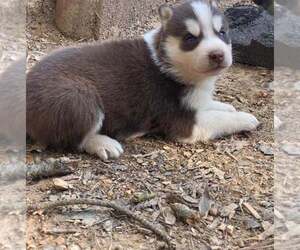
[27,77,123,160]
[205,100,236,112]
[181,110,259,143]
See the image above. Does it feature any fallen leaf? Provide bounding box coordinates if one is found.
[220,203,238,219]
[162,206,176,225]
[171,203,201,225]
[132,192,156,204]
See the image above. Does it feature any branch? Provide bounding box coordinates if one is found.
[28,199,175,249]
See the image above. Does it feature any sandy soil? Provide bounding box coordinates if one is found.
[26,0,274,249]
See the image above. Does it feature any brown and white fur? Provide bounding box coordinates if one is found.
[26,0,259,160]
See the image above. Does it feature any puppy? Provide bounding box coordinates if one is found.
[27,0,259,160]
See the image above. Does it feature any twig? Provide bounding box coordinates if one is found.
[225,150,239,162]
[28,199,175,249]
[27,160,73,181]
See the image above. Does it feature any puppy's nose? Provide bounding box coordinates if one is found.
[209,50,224,65]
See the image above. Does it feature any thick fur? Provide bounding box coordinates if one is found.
[27,40,196,147]
[26,0,259,159]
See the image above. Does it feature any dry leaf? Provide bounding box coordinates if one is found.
[132,192,156,204]
[171,203,201,225]
[220,203,238,219]
[198,185,214,217]
[162,206,176,225]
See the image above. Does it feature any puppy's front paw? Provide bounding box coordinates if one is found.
[83,135,124,160]
[236,112,260,131]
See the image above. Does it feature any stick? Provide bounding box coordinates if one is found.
[27,161,73,181]
[28,199,175,249]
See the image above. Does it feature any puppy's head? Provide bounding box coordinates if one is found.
[145,0,232,84]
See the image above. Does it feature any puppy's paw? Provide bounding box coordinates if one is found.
[236,112,260,131]
[83,134,124,160]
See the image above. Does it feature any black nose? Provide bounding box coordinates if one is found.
[209,50,224,65]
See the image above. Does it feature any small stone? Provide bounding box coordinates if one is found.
[103,220,113,232]
[52,178,69,191]
[226,225,234,236]
[258,143,274,156]
[206,216,214,222]
[137,159,143,164]
[209,207,219,216]
[218,223,227,232]
[244,218,261,230]
[238,240,245,248]
[69,244,81,250]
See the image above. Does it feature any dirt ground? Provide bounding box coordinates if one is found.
[26,0,274,249]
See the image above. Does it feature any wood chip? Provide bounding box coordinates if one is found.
[226,225,234,236]
[242,202,261,220]
[256,225,274,241]
[52,178,69,191]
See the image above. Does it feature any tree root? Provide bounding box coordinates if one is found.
[28,198,175,249]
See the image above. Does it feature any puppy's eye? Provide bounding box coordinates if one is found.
[183,33,198,43]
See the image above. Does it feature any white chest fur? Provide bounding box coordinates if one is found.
[180,77,259,144]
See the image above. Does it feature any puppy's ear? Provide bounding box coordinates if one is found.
[158,4,173,26]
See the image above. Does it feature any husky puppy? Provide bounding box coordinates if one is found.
[27,0,259,160]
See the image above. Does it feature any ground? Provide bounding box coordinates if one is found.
[26,0,274,249]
